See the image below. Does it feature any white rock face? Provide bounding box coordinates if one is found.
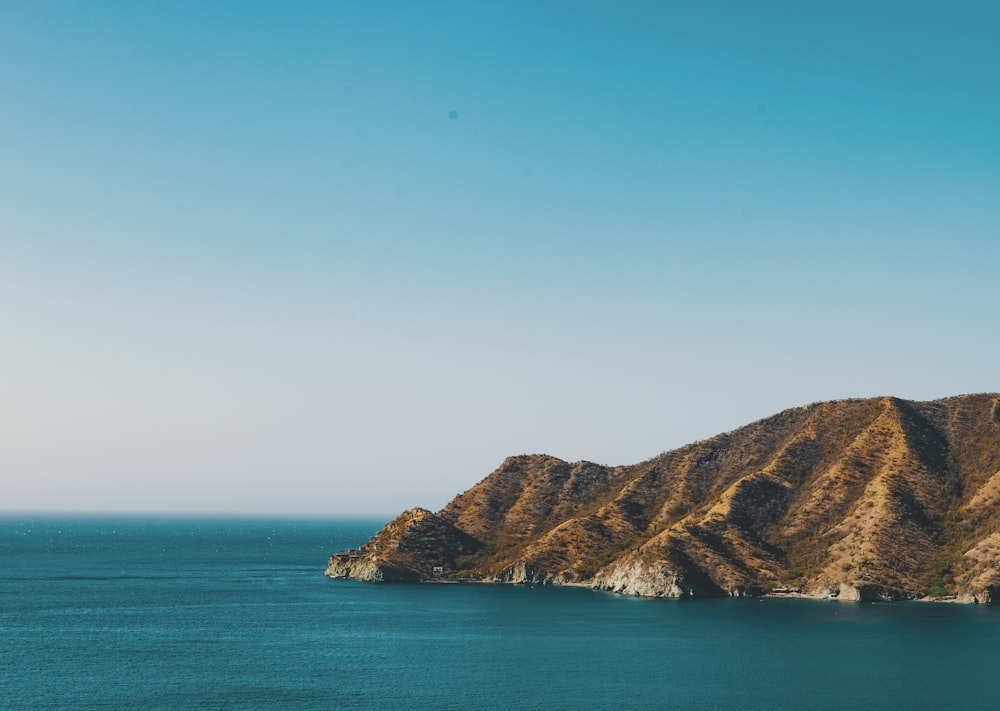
[834,582,862,601]
[325,555,411,582]
[493,561,554,585]
[591,560,696,598]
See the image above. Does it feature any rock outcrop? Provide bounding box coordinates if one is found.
[325,508,483,582]
[326,394,1000,602]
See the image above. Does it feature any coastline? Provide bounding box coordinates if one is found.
[329,575,989,604]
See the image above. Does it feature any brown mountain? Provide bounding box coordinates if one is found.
[326,394,1000,602]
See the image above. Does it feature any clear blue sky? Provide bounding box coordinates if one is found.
[2,1,998,515]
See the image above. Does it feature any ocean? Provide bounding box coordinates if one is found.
[2,516,999,710]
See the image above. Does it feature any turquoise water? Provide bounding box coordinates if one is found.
[3,517,999,710]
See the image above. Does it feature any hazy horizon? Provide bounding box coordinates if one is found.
[4,2,998,515]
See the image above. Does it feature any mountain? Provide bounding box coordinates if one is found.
[326,394,1000,602]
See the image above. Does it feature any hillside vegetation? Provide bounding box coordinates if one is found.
[327,394,1000,602]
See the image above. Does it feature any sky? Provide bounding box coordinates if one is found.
[2,1,998,516]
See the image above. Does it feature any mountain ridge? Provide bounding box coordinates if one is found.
[326,394,1000,602]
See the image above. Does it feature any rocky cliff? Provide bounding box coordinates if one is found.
[326,507,483,582]
[326,394,1000,601]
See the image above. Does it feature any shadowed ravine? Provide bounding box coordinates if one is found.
[327,394,1000,602]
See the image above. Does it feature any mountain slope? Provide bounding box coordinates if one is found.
[326,394,1000,601]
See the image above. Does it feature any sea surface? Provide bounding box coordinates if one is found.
[3,516,999,710]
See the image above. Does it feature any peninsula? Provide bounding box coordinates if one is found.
[327,394,1000,602]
